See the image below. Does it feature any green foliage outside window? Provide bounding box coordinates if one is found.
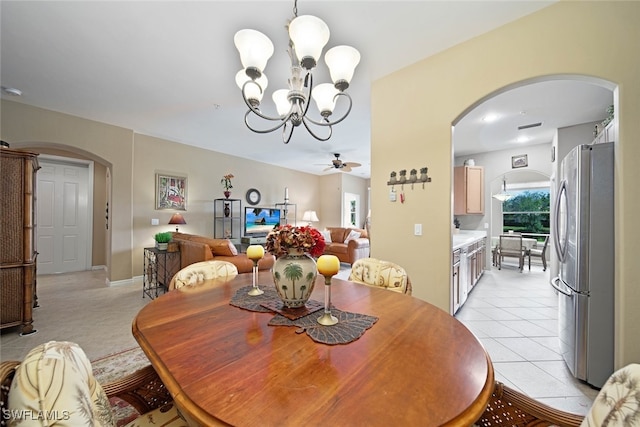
[502,190,550,238]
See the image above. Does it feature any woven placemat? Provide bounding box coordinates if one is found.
[268,309,378,345]
[229,286,378,345]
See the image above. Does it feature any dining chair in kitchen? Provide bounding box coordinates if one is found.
[527,235,549,271]
[497,234,525,272]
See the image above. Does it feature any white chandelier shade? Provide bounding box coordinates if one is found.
[233,29,274,74]
[288,15,330,68]
[235,71,268,105]
[234,1,360,144]
[311,83,339,115]
[325,45,361,89]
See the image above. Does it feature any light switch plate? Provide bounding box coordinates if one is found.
[151,218,159,226]
[414,224,422,236]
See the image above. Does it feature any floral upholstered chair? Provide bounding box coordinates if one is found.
[168,260,238,291]
[2,341,186,426]
[348,257,412,294]
[476,363,640,426]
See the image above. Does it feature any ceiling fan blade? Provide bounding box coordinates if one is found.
[344,162,361,168]
[323,166,334,171]
[341,165,353,172]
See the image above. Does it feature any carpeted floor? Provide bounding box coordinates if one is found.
[1,265,353,362]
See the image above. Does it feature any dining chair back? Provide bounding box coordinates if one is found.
[527,235,549,271]
[477,363,640,426]
[2,341,183,426]
[169,260,238,290]
[498,234,525,272]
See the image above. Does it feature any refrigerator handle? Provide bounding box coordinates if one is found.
[551,276,573,296]
[553,179,568,262]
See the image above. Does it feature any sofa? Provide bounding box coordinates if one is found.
[170,232,274,274]
[321,227,370,265]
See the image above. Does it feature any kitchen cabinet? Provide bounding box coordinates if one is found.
[451,232,486,314]
[451,248,462,314]
[454,166,484,215]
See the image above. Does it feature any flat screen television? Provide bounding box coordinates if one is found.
[244,207,281,237]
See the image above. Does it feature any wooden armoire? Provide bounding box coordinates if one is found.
[1,147,39,335]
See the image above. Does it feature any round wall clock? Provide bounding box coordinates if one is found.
[245,188,261,205]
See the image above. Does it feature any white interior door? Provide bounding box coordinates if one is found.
[37,156,93,274]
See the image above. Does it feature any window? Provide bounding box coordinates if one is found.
[502,187,550,238]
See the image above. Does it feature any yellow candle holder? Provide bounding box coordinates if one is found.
[247,245,265,296]
[316,255,340,326]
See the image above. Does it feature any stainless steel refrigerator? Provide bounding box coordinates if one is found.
[551,142,614,388]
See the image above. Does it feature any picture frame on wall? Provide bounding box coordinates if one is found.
[511,154,528,169]
[156,173,187,210]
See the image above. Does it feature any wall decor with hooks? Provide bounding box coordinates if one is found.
[387,166,431,190]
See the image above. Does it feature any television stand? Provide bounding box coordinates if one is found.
[241,236,267,244]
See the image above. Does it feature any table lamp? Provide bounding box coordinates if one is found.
[168,213,186,232]
[316,254,340,325]
[246,245,265,296]
[302,210,319,226]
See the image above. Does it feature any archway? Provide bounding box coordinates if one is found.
[11,141,113,278]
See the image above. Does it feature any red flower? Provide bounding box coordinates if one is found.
[266,225,326,258]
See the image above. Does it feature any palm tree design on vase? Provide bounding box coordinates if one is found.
[282,262,303,299]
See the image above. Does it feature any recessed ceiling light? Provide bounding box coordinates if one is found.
[1,86,22,96]
[517,136,529,143]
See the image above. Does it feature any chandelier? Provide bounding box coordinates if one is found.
[493,177,513,202]
[234,0,360,144]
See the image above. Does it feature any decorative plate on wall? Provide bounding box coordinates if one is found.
[245,188,261,205]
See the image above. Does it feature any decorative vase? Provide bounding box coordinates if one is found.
[224,202,230,217]
[272,249,317,308]
[224,190,231,199]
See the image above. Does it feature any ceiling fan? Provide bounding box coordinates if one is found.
[323,153,362,172]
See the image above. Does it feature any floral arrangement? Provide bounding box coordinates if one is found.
[266,224,326,258]
[221,173,234,191]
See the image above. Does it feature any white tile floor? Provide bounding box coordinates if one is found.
[455,260,599,416]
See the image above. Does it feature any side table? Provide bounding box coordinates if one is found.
[143,247,181,299]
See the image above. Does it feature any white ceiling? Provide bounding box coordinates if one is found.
[1,1,613,179]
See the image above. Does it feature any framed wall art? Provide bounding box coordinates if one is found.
[511,154,528,169]
[156,173,187,210]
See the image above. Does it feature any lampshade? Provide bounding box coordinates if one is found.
[311,83,339,115]
[325,45,361,90]
[302,210,319,224]
[234,29,274,74]
[168,213,186,232]
[235,70,268,104]
[492,178,513,202]
[273,89,291,117]
[288,15,330,69]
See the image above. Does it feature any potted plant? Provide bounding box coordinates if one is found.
[154,232,172,251]
[221,173,234,198]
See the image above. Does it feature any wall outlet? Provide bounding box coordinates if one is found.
[484,222,489,229]
[151,218,159,226]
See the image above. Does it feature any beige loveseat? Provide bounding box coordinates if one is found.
[170,232,274,274]
[322,227,370,265]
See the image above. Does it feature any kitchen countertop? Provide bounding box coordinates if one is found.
[452,230,487,250]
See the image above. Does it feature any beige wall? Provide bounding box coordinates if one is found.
[1,100,369,281]
[372,1,640,366]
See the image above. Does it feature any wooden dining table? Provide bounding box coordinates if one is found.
[132,271,494,426]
